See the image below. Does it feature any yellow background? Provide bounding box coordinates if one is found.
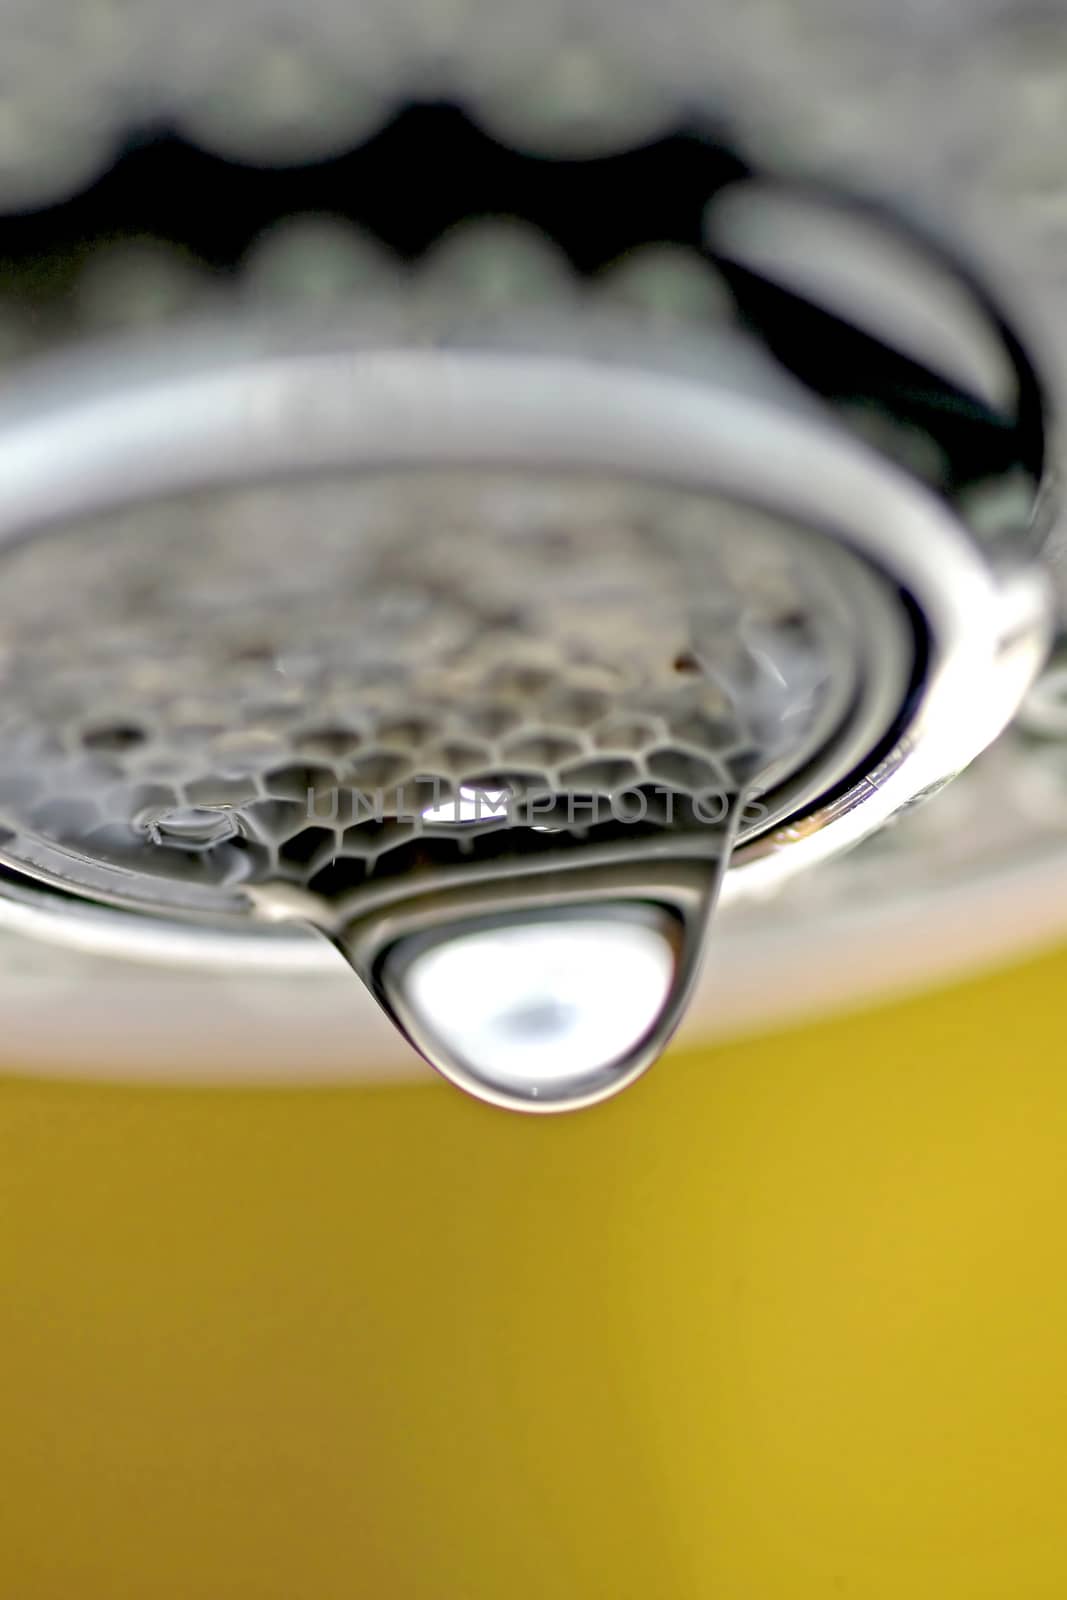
[3,945,1067,1599]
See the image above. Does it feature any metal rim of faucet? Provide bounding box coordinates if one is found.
[0,306,1049,977]
[0,5,1064,1100]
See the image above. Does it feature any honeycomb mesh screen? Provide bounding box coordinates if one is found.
[0,469,877,913]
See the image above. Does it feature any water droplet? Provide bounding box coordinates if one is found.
[145,806,239,850]
[389,911,677,1105]
[305,793,747,1111]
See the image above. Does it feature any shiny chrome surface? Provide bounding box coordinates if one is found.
[0,314,1037,903]
[0,0,1061,1102]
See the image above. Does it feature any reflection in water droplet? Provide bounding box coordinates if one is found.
[392,911,678,1097]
